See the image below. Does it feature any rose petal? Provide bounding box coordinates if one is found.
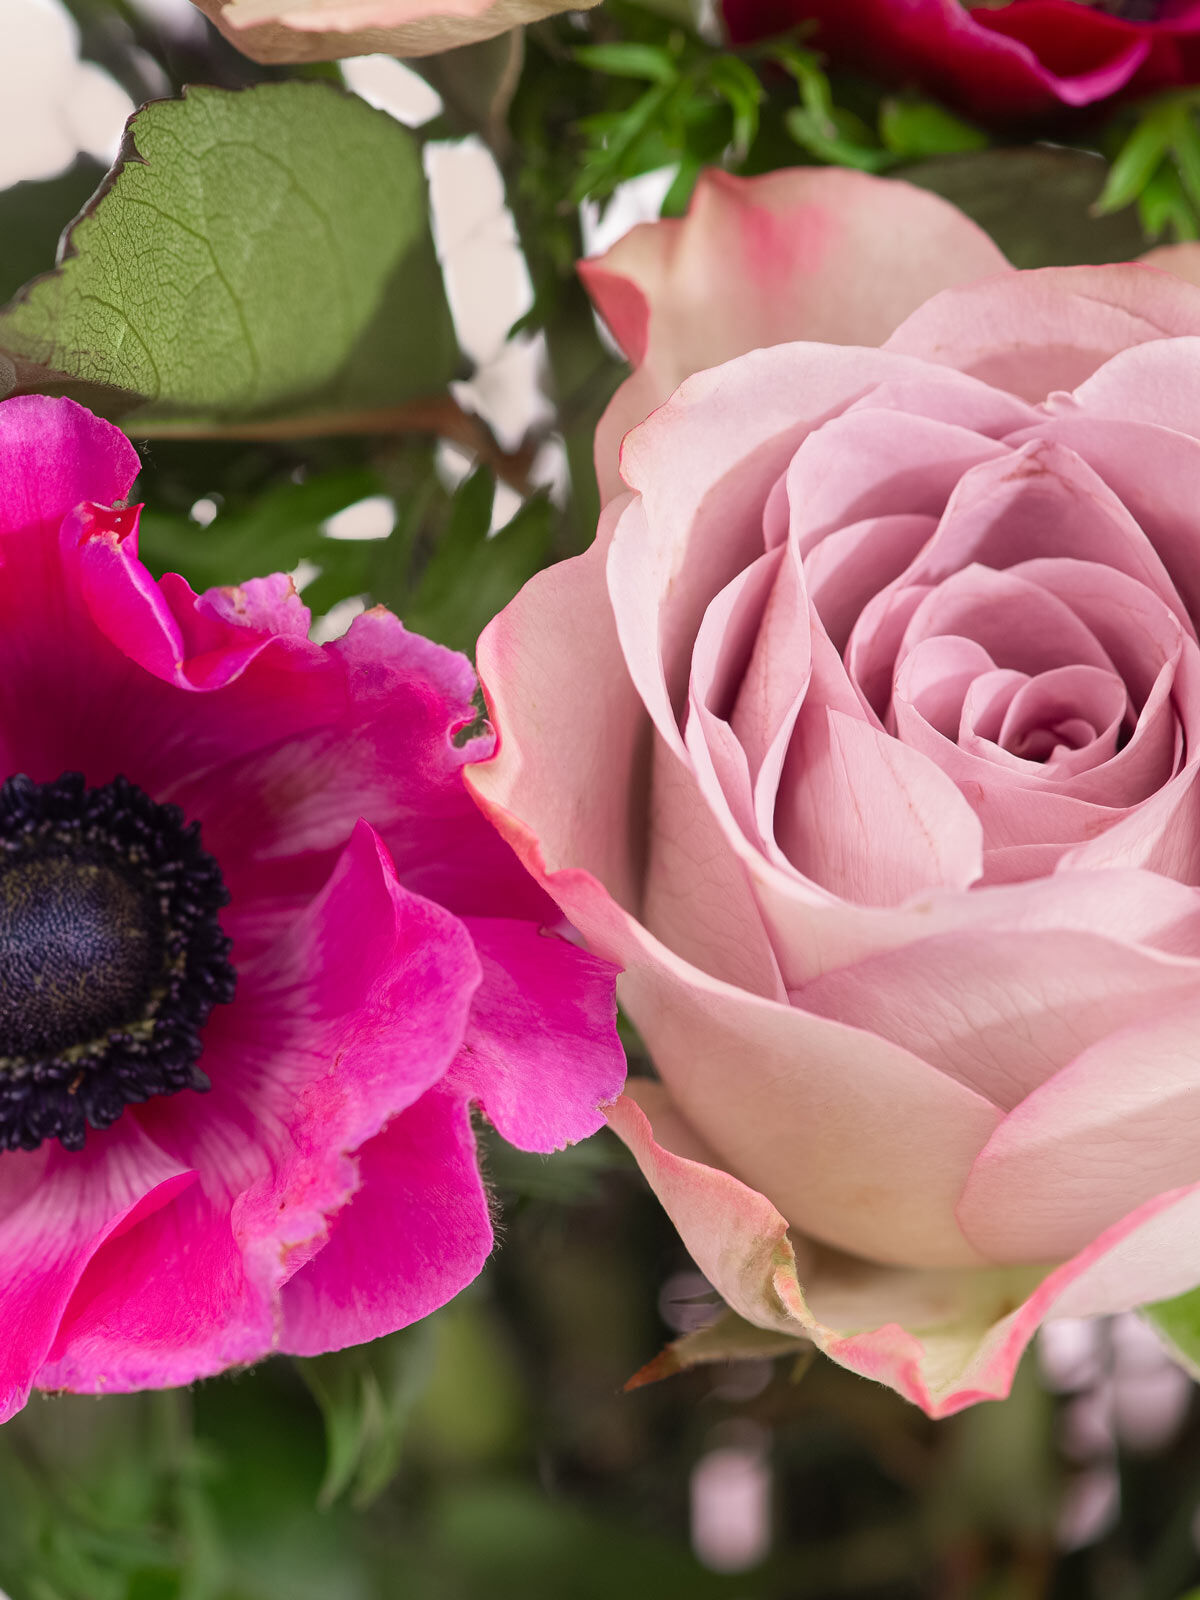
[584,171,1008,500]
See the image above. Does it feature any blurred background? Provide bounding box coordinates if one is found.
[4,3,1200,1597]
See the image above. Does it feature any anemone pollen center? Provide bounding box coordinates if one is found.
[0,773,236,1154]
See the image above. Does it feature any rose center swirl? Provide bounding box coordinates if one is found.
[0,773,236,1154]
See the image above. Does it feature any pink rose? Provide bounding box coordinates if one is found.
[0,395,622,1422]
[723,0,1200,123]
[469,167,1200,1415]
[190,0,598,61]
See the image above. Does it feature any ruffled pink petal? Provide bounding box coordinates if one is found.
[279,1087,492,1356]
[40,822,482,1392]
[0,396,139,545]
[449,917,623,1151]
[582,169,1008,501]
[885,265,1200,400]
[610,1084,1200,1418]
[0,1128,193,1420]
[958,992,1200,1262]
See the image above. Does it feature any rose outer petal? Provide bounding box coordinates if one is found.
[582,168,1009,502]
[609,1084,1200,1419]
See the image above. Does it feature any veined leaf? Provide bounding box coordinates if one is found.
[0,82,459,432]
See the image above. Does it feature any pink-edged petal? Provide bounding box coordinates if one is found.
[0,1127,193,1418]
[1140,243,1200,286]
[450,916,623,1151]
[885,265,1200,399]
[613,919,999,1266]
[471,494,649,919]
[191,0,599,62]
[279,1087,492,1356]
[610,1084,1200,1418]
[958,992,1200,1262]
[584,173,1007,500]
[793,930,1200,1110]
[44,821,482,1390]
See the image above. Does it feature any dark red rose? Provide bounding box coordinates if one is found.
[722,0,1200,122]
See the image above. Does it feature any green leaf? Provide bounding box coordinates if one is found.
[135,467,384,594]
[1095,101,1175,216]
[878,97,987,160]
[1139,161,1200,241]
[405,473,553,654]
[573,42,679,84]
[0,83,458,430]
[296,1322,436,1509]
[1143,1284,1200,1380]
[905,147,1149,266]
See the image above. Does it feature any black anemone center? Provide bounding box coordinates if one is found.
[0,773,236,1154]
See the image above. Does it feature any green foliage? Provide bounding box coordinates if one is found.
[1144,1285,1200,1380]
[404,471,554,656]
[297,1324,436,1509]
[1096,88,1200,241]
[0,83,458,426]
[907,146,1150,268]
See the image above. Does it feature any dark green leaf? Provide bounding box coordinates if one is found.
[0,83,458,429]
[406,473,553,655]
[906,147,1150,266]
[135,467,383,594]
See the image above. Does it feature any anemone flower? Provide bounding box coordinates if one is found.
[0,394,624,1423]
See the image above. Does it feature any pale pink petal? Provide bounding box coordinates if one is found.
[885,265,1200,399]
[775,708,983,904]
[794,930,1200,1110]
[584,168,1008,501]
[907,438,1184,622]
[958,993,1200,1262]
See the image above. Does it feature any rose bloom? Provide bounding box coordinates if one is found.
[0,394,622,1424]
[190,0,598,61]
[723,0,1200,123]
[469,167,1200,1415]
